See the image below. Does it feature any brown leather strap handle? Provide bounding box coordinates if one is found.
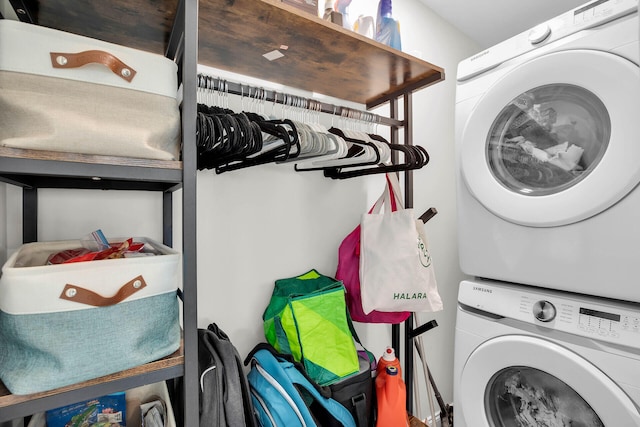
[49,50,137,82]
[59,275,147,307]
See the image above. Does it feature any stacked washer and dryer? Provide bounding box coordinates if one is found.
[453,0,640,425]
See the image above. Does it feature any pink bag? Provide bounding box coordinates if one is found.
[336,175,411,324]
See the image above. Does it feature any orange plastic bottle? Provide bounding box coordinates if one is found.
[375,348,409,427]
[377,346,402,377]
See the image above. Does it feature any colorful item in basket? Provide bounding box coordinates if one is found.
[46,238,145,265]
[45,392,126,427]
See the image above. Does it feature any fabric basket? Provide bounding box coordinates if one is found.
[0,20,181,161]
[0,237,181,395]
[263,270,360,386]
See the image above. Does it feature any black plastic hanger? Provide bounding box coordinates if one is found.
[322,133,429,179]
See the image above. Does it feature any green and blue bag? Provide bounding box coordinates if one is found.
[263,270,359,386]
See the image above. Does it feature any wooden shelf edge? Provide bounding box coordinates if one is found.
[0,345,184,418]
[198,0,446,105]
[0,147,183,171]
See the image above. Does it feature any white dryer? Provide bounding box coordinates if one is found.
[454,279,640,426]
[455,0,640,302]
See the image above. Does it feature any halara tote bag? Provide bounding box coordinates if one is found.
[359,173,443,314]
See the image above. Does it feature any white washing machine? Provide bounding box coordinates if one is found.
[453,279,640,426]
[455,0,640,302]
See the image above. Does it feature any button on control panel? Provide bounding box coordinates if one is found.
[533,300,557,322]
[528,23,551,44]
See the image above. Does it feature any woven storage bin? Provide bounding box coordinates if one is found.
[0,237,181,395]
[0,20,181,160]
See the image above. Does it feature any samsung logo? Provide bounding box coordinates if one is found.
[473,286,492,294]
[470,49,490,62]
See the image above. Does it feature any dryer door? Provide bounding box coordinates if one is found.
[460,49,640,227]
[459,335,640,426]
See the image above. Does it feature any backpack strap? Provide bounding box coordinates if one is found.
[250,348,318,426]
[245,343,332,399]
[351,393,369,427]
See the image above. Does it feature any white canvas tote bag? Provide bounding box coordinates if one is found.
[359,173,443,314]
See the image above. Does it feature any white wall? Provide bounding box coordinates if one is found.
[2,0,478,419]
[5,185,164,246]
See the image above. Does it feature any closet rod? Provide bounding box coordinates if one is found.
[197,74,404,128]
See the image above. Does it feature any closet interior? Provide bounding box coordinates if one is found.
[0,0,444,425]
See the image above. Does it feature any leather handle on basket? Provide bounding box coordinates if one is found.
[59,275,147,307]
[49,50,137,82]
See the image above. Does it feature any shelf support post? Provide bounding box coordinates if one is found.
[22,187,37,243]
[390,95,402,358]
[403,91,416,414]
[175,0,199,425]
[163,191,172,247]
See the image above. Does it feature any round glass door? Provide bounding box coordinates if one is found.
[486,366,603,426]
[458,335,640,426]
[487,84,610,197]
[460,50,640,226]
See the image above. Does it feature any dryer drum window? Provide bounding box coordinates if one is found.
[486,84,610,196]
[485,366,604,426]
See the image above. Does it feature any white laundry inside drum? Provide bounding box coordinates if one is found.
[486,366,604,426]
[486,84,610,197]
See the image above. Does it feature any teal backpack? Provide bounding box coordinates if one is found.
[244,344,357,427]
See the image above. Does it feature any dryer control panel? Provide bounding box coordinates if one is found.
[459,280,640,349]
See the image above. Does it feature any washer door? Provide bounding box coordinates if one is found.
[460,335,640,426]
[460,49,640,227]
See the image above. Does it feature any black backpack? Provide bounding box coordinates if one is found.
[198,323,257,427]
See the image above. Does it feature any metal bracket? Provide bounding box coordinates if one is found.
[8,0,37,23]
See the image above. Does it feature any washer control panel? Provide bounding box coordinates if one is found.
[459,280,640,348]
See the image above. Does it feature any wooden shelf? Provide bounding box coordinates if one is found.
[22,0,444,107]
[0,147,183,191]
[0,345,184,422]
[198,0,445,107]
[21,0,179,56]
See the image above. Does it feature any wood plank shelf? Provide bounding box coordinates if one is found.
[21,0,180,56]
[0,345,184,422]
[198,0,445,107]
[0,148,183,191]
[23,0,444,107]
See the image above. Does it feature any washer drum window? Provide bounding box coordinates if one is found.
[459,49,640,226]
[487,84,610,196]
[485,366,604,426]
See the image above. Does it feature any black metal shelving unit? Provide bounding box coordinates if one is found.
[1,0,444,423]
[0,0,200,424]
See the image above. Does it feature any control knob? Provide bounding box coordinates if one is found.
[528,23,551,44]
[533,300,556,322]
